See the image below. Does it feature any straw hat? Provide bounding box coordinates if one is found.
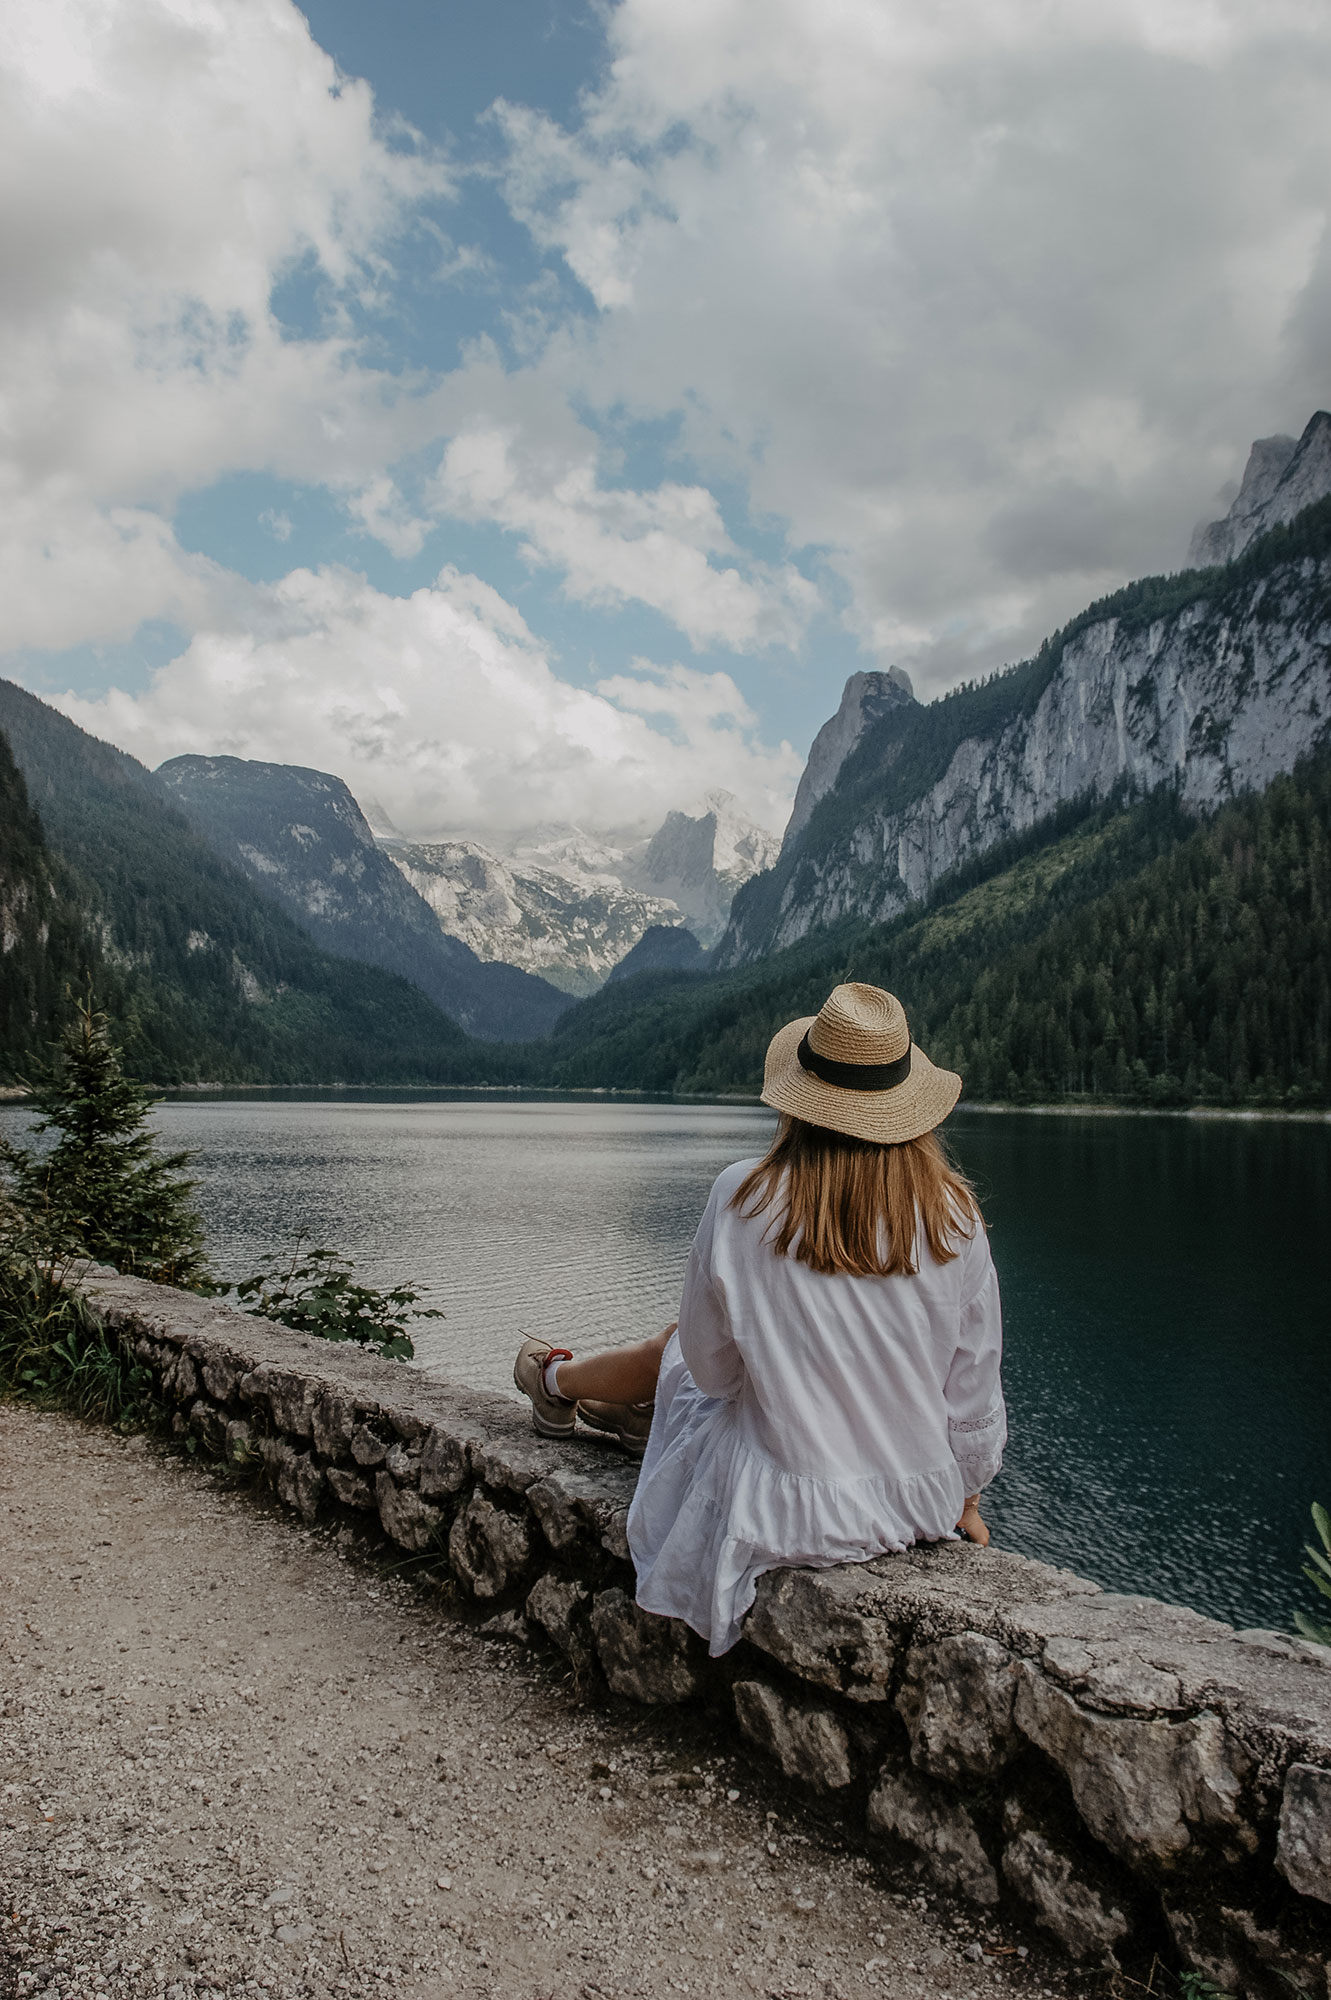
[761,982,961,1144]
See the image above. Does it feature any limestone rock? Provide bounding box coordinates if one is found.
[310,1391,355,1460]
[745,1567,896,1701]
[1001,1813,1130,1960]
[1041,1635,1182,1714]
[526,1465,637,1555]
[867,1759,999,1906]
[732,1681,852,1791]
[200,1352,240,1404]
[590,1588,702,1704]
[419,1426,470,1500]
[1277,1761,1331,1903]
[161,1349,199,1404]
[897,1632,1019,1782]
[448,1492,531,1598]
[478,1609,530,1645]
[1015,1667,1247,1865]
[350,1422,390,1468]
[600,1507,631,1563]
[375,1469,445,1554]
[261,1438,324,1524]
[385,1441,420,1486]
[526,1573,594,1671]
[326,1466,375,1511]
[246,1366,315,1437]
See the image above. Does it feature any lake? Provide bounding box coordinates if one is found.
[8,1092,1328,1633]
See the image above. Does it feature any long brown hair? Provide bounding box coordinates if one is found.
[731,1115,981,1278]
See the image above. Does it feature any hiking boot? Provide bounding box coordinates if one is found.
[576,1398,654,1457]
[513,1338,576,1438]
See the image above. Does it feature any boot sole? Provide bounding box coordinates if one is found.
[531,1410,576,1438]
[576,1409,649,1457]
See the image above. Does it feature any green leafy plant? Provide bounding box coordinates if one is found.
[234,1240,441,1362]
[0,1202,164,1428]
[1295,1503,1331,1647]
[0,997,211,1289]
[1176,1976,1235,2000]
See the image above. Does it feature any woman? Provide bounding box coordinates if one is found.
[514,982,1004,1658]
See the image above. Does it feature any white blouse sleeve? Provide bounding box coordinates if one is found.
[943,1227,1006,1494]
[676,1186,746,1401]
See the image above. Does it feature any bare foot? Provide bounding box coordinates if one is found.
[956,1498,990,1546]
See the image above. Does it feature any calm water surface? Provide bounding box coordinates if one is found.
[11,1093,1327,1632]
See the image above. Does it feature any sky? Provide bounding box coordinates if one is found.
[3,0,1330,841]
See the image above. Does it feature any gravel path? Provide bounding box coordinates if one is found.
[0,1404,1081,2000]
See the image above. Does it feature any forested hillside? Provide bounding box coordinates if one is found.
[722,494,1331,963]
[0,682,517,1086]
[0,731,102,1069]
[539,755,1331,1106]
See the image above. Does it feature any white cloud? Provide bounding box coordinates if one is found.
[432,407,816,650]
[57,566,802,837]
[0,0,450,649]
[495,0,1331,690]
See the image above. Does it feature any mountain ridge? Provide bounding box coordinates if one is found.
[0,678,512,1083]
[157,755,571,1040]
[720,483,1331,966]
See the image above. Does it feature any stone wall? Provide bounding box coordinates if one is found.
[75,1268,1331,1995]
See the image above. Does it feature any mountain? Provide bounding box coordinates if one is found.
[376,797,775,991]
[627,791,780,947]
[539,752,1331,1106]
[606,924,708,983]
[1189,410,1331,567]
[157,756,571,1041]
[0,679,503,1085]
[381,838,679,997]
[719,475,1331,967]
[781,668,916,849]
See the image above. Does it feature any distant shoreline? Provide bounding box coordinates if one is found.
[3,1082,1326,1123]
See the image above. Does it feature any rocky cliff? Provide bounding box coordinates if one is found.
[158,756,571,1041]
[720,488,1331,966]
[1189,410,1331,567]
[781,668,916,849]
[381,838,679,998]
[626,790,780,947]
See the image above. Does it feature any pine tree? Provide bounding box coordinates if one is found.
[0,1000,211,1288]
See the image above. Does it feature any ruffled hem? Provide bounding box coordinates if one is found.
[627,1336,969,1657]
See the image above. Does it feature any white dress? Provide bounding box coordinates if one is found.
[627,1158,1006,1657]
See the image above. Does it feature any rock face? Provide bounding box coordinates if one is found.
[720,458,1331,965]
[732,1680,853,1791]
[381,799,772,988]
[627,791,781,948]
[781,667,916,849]
[867,1758,1000,1905]
[383,837,680,998]
[1189,411,1331,567]
[158,755,571,1040]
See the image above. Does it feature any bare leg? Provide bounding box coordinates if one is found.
[956,1494,990,1545]
[554,1323,675,1405]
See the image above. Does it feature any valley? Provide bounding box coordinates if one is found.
[2,413,1329,1108]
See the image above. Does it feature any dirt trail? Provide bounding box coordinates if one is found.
[0,1404,1078,2000]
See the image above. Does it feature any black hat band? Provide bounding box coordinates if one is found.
[796,1030,912,1092]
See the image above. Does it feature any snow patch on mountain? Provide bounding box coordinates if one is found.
[382,839,681,997]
